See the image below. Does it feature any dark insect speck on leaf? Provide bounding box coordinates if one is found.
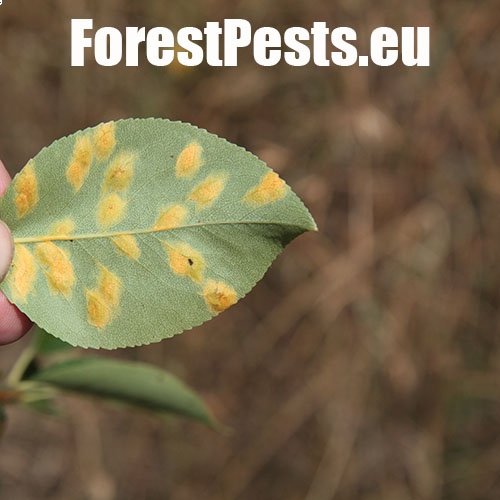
[188,258,194,266]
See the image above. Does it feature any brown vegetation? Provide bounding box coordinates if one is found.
[0,0,499,498]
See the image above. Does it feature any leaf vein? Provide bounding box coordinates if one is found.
[14,221,307,244]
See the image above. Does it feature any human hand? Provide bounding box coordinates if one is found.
[0,160,33,344]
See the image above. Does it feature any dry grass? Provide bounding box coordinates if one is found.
[0,0,499,498]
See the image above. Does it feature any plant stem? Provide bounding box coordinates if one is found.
[6,343,37,386]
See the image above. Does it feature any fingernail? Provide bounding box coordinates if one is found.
[0,221,14,282]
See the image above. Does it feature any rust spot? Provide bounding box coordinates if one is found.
[50,219,75,237]
[7,244,37,302]
[188,174,226,208]
[97,193,126,229]
[203,280,238,314]
[103,152,135,192]
[94,121,116,161]
[14,160,39,218]
[165,242,205,283]
[66,135,94,192]
[97,266,122,308]
[111,235,141,260]
[175,142,204,178]
[243,171,287,205]
[86,265,122,329]
[35,242,75,298]
[154,205,187,231]
[86,289,112,329]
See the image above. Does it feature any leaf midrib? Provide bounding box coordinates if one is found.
[14,220,313,244]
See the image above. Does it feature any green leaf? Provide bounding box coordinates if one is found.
[22,397,61,416]
[32,326,73,355]
[28,357,215,424]
[5,326,73,387]
[15,382,60,415]
[0,119,316,349]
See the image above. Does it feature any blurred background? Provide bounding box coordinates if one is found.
[0,0,499,499]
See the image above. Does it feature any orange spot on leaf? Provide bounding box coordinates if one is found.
[14,160,39,218]
[103,152,135,192]
[66,135,94,192]
[7,244,37,302]
[35,242,75,298]
[154,205,187,231]
[111,235,141,260]
[50,219,75,237]
[244,171,287,205]
[203,280,237,314]
[94,122,116,161]
[86,289,112,329]
[188,175,226,208]
[86,265,122,329]
[165,242,205,283]
[97,193,126,229]
[175,142,203,178]
[97,266,122,308]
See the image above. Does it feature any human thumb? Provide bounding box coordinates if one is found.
[0,221,13,282]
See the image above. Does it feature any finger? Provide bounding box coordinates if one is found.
[0,159,33,344]
[0,293,33,344]
[0,221,13,282]
[0,160,11,196]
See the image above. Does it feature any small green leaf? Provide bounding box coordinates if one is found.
[15,382,60,415]
[32,326,73,355]
[5,326,73,386]
[0,119,316,348]
[28,357,215,424]
[22,398,60,416]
